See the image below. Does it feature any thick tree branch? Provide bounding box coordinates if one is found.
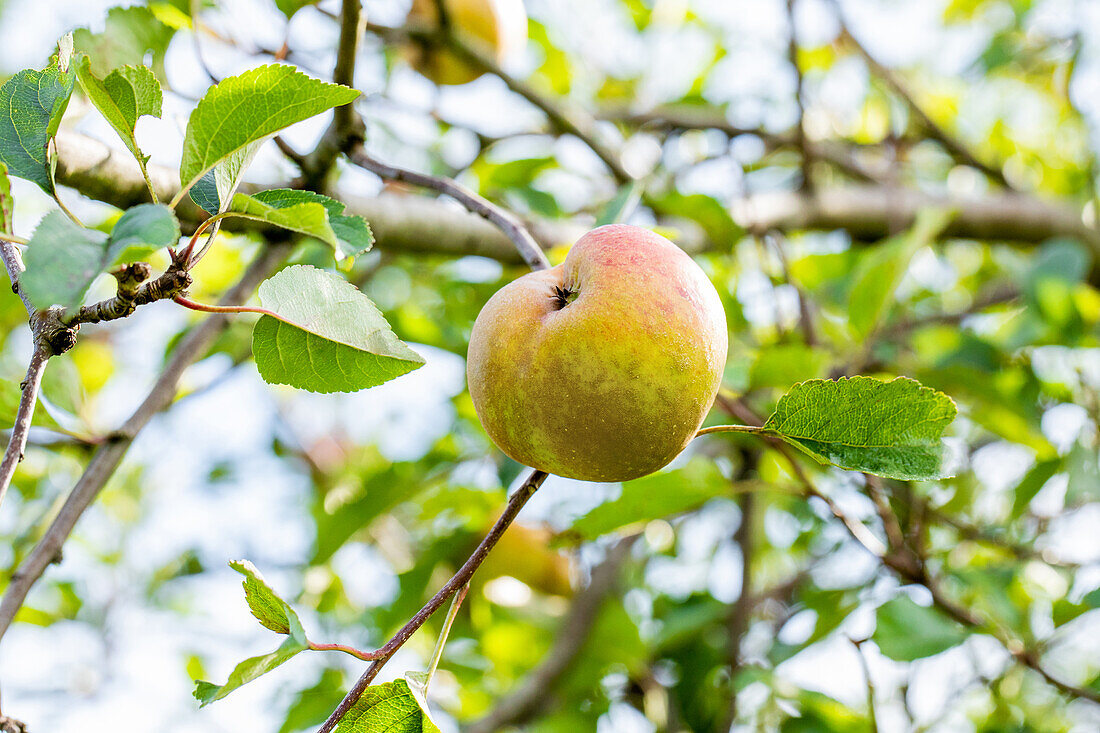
[733,186,1100,255]
[317,470,549,733]
[464,536,636,733]
[0,244,291,642]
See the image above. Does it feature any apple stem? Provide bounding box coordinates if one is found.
[695,424,763,437]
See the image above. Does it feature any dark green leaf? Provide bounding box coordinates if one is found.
[232,189,373,260]
[0,57,77,193]
[762,376,958,480]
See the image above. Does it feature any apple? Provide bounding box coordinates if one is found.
[467,224,728,482]
[407,0,528,86]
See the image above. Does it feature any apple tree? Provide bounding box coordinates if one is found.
[0,0,1098,731]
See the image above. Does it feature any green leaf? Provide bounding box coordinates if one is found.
[177,65,359,198]
[73,6,175,80]
[251,265,424,394]
[233,189,373,260]
[332,678,441,733]
[228,559,301,636]
[192,627,308,706]
[190,141,264,215]
[75,57,161,169]
[21,205,179,309]
[275,0,321,20]
[762,376,958,480]
[848,207,954,339]
[0,58,77,194]
[873,595,968,661]
[0,162,12,235]
[107,204,181,263]
[563,460,733,542]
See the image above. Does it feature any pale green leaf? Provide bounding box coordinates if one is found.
[848,208,954,339]
[233,189,373,259]
[108,203,180,263]
[21,205,179,309]
[0,60,77,194]
[178,65,359,198]
[873,595,968,661]
[73,6,175,80]
[192,619,309,706]
[564,460,733,542]
[75,57,161,167]
[251,265,423,394]
[332,678,441,733]
[762,376,958,480]
[228,559,301,636]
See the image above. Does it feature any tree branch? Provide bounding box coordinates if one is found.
[317,469,549,733]
[347,144,551,271]
[0,243,291,642]
[464,535,636,733]
[0,348,49,513]
[732,185,1100,256]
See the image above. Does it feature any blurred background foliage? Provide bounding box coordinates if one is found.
[1,0,1100,731]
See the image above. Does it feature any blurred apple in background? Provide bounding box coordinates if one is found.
[406,0,528,85]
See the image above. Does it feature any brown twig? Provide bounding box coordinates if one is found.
[61,262,192,327]
[0,348,49,512]
[316,470,549,733]
[347,145,551,271]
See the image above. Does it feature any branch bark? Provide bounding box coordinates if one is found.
[0,243,291,642]
[317,470,549,733]
[0,348,49,513]
[464,536,636,733]
[347,145,551,271]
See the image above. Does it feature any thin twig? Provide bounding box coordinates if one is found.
[316,470,549,733]
[346,144,550,271]
[0,244,292,642]
[850,637,879,732]
[0,348,49,512]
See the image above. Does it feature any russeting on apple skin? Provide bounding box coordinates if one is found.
[467,224,728,482]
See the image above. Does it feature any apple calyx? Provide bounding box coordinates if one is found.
[552,285,576,310]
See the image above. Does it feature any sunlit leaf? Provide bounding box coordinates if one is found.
[252,265,424,393]
[762,376,957,480]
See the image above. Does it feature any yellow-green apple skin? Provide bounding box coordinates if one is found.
[407,0,528,86]
[467,224,728,482]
